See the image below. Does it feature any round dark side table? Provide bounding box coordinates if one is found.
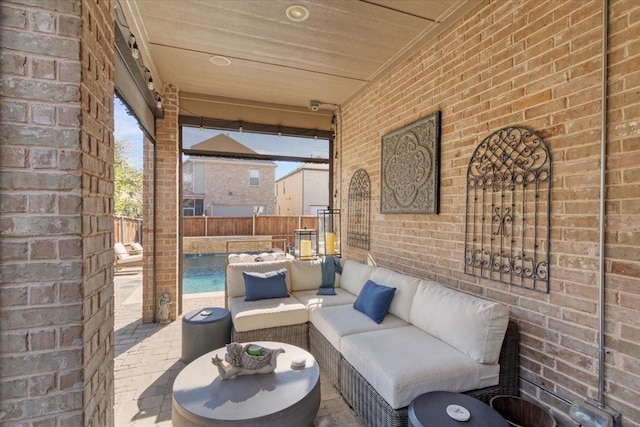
[408,391,508,427]
[181,307,231,364]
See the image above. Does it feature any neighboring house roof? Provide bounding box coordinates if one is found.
[276,163,329,182]
[185,134,275,165]
[190,134,258,155]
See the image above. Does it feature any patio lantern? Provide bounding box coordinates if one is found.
[317,208,341,257]
[294,227,317,261]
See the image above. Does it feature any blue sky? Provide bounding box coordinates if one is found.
[114,96,326,179]
[114,96,144,170]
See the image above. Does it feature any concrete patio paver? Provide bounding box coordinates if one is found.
[114,267,364,426]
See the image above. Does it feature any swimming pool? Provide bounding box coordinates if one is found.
[182,254,226,294]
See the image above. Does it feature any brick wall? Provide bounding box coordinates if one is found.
[198,158,276,215]
[152,84,180,321]
[340,0,639,425]
[183,236,273,254]
[0,0,114,425]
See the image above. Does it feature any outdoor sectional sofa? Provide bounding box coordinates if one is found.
[225,257,519,427]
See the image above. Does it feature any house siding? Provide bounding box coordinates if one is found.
[277,171,303,215]
[339,0,640,425]
[303,169,330,215]
[276,166,329,215]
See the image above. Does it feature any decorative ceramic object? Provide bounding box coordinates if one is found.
[212,342,285,380]
[446,404,471,421]
[157,293,172,324]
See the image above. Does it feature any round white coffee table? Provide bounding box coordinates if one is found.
[172,341,320,427]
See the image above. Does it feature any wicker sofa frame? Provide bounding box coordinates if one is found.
[232,323,309,351]
[310,320,519,427]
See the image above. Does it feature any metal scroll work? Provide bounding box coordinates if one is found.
[347,169,371,250]
[464,127,551,293]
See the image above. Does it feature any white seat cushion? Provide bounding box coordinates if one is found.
[341,326,500,409]
[292,289,356,311]
[309,304,408,351]
[340,260,374,295]
[369,267,420,322]
[114,242,131,258]
[410,281,509,364]
[228,296,308,332]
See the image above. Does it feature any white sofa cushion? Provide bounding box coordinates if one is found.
[369,267,420,322]
[340,260,374,296]
[341,326,499,409]
[309,304,408,351]
[228,296,308,332]
[410,281,509,364]
[292,289,356,311]
[226,260,292,298]
[290,259,342,292]
[290,259,322,291]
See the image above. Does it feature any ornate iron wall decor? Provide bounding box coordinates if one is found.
[381,111,440,214]
[347,169,371,249]
[464,126,551,293]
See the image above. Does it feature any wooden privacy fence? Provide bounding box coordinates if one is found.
[114,216,142,244]
[183,215,317,247]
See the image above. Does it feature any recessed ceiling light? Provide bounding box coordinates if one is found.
[209,55,231,66]
[286,5,309,22]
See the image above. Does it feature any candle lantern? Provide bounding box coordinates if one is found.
[317,208,341,257]
[294,227,317,260]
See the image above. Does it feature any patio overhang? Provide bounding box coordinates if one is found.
[116,0,482,130]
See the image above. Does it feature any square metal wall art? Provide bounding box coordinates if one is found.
[380,111,440,214]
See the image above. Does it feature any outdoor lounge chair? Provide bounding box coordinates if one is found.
[114,242,143,269]
[129,242,143,254]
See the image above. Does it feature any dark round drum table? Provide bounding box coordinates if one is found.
[181,307,231,364]
[409,391,508,427]
[172,341,320,427]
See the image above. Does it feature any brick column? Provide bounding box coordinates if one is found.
[80,0,115,424]
[0,0,114,425]
[149,83,180,322]
[142,133,156,322]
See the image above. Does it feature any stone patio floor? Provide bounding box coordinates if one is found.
[114,267,364,426]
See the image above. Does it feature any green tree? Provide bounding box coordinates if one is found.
[114,139,143,218]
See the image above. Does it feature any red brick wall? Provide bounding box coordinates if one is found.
[0,0,114,425]
[340,0,639,425]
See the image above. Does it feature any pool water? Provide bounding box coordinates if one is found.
[182,254,226,294]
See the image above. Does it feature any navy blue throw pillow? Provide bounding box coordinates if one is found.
[243,269,289,301]
[353,280,396,324]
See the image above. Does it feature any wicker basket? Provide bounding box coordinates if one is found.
[490,395,556,427]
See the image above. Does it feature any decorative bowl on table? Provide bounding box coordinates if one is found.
[211,342,285,380]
